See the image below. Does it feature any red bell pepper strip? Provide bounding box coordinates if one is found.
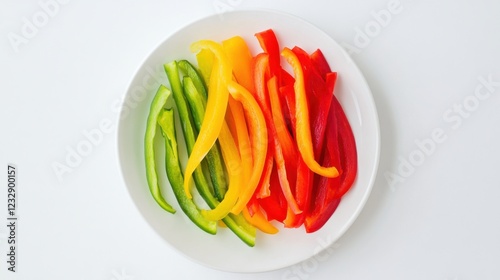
[255,29,281,82]
[329,95,358,200]
[310,48,332,79]
[258,166,287,222]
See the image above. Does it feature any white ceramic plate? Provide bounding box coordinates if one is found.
[117,9,380,273]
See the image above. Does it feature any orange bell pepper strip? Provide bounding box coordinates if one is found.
[281,47,339,178]
[222,36,256,94]
[184,40,232,199]
[228,81,268,215]
[267,76,297,165]
[227,96,253,211]
[252,53,274,198]
[242,206,278,234]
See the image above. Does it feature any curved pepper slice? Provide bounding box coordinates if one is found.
[183,40,232,199]
[228,81,268,215]
[144,85,176,214]
[281,47,339,178]
[222,36,256,94]
[158,108,217,234]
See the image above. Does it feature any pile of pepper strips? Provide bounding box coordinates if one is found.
[145,29,357,247]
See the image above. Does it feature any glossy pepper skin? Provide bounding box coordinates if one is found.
[157,108,217,235]
[144,85,176,214]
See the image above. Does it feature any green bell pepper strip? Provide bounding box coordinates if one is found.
[144,85,176,214]
[178,60,208,99]
[183,76,256,247]
[183,76,228,201]
[157,108,217,235]
[165,60,216,200]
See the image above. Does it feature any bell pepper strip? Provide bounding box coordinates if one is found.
[184,40,232,199]
[182,76,228,201]
[222,36,256,94]
[226,96,253,212]
[281,47,339,178]
[178,59,208,99]
[182,77,256,246]
[255,29,281,83]
[279,85,309,228]
[257,166,288,222]
[304,153,336,233]
[227,81,268,215]
[201,122,242,221]
[310,48,332,79]
[330,95,357,199]
[252,53,273,198]
[157,108,217,234]
[267,76,297,164]
[242,207,278,234]
[196,48,215,86]
[253,53,301,215]
[255,153,273,198]
[144,85,176,214]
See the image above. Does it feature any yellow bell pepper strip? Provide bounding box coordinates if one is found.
[184,40,232,199]
[196,48,215,86]
[182,76,256,246]
[227,81,268,215]
[182,76,227,201]
[144,85,176,214]
[157,108,217,234]
[201,121,242,221]
[222,36,256,94]
[281,47,339,178]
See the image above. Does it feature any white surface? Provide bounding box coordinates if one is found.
[1,0,499,279]
[117,9,379,273]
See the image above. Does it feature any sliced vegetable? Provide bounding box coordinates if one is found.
[144,85,176,214]
[157,108,217,234]
[227,81,268,215]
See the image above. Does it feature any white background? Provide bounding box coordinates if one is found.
[1,0,500,279]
